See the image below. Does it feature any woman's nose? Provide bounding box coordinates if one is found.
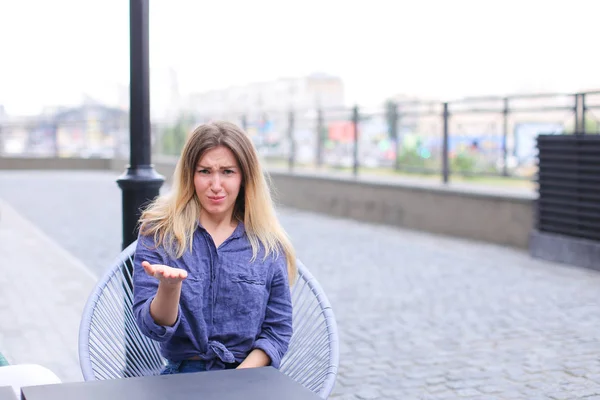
[210,174,222,190]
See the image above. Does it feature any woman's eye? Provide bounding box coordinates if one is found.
[197,169,210,174]
[224,170,234,175]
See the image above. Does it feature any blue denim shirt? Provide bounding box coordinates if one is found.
[132,222,293,370]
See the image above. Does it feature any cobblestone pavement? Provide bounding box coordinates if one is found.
[2,170,600,399]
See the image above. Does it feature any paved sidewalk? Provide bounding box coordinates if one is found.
[0,199,97,383]
[3,171,600,399]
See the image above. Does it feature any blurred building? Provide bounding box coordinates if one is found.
[0,105,5,154]
[0,102,128,158]
[183,73,345,119]
[52,103,128,158]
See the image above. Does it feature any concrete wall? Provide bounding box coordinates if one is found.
[1,156,535,249]
[267,172,534,249]
[0,157,112,171]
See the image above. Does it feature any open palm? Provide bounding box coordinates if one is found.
[141,261,188,284]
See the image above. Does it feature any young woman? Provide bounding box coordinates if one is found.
[132,121,296,374]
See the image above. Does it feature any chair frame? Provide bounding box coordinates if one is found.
[78,240,339,398]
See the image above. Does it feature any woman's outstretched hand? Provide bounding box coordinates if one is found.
[141,261,188,285]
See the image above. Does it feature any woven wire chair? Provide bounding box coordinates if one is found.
[78,240,339,398]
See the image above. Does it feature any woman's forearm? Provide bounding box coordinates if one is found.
[149,282,182,327]
[237,349,271,369]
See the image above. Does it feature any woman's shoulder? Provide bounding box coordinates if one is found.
[260,245,289,275]
[135,228,181,260]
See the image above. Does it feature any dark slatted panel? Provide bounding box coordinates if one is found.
[536,134,600,241]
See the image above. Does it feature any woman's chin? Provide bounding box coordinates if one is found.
[201,204,233,217]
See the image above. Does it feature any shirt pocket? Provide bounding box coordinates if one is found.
[231,273,266,286]
[222,270,268,320]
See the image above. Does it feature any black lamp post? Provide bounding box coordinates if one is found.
[117,0,164,251]
[117,0,165,377]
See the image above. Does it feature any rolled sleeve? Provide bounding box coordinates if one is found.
[254,256,293,369]
[132,234,181,342]
[138,296,182,341]
[254,337,280,368]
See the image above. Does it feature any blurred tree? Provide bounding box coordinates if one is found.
[451,151,477,174]
[160,114,196,156]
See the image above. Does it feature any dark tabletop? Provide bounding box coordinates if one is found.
[21,367,321,400]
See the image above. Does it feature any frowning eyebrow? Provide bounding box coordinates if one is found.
[196,165,238,169]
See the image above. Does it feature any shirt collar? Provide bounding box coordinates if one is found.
[196,219,246,239]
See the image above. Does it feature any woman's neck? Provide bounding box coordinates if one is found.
[199,212,237,233]
[199,212,239,248]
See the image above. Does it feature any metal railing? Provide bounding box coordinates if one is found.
[0,117,130,160]
[2,90,600,185]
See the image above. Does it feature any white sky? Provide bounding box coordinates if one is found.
[1,0,599,116]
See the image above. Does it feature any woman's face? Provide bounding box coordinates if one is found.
[194,145,242,220]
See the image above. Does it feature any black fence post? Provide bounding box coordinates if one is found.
[385,101,400,170]
[574,94,581,133]
[50,122,59,158]
[581,93,587,135]
[240,114,248,131]
[352,105,359,177]
[288,110,295,172]
[502,97,509,177]
[316,107,324,168]
[442,102,450,183]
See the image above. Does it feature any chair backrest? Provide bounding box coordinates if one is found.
[78,240,339,399]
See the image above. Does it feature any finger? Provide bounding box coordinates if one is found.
[152,267,165,279]
[141,261,155,274]
[157,269,175,282]
[164,271,186,282]
[170,269,186,280]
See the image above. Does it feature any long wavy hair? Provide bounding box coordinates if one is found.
[138,121,297,283]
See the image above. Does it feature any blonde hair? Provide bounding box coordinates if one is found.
[139,121,297,284]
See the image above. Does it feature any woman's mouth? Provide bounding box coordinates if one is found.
[208,196,225,204]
